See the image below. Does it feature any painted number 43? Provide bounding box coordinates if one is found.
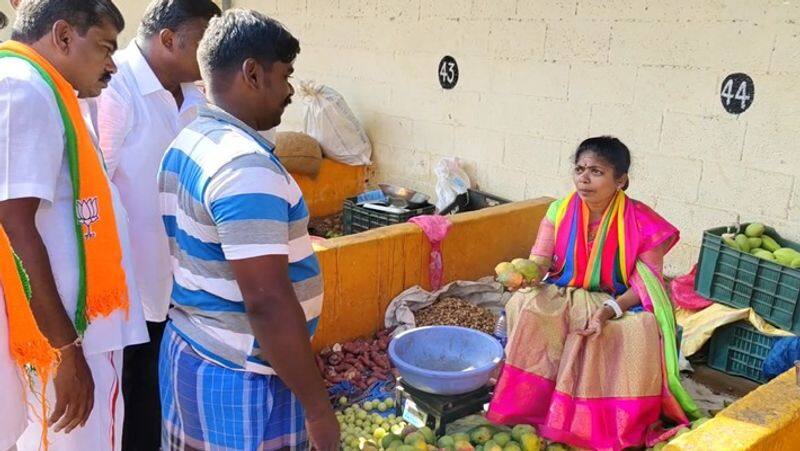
[438,56,459,89]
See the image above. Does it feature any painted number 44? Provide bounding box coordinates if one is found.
[721,79,750,109]
[720,73,754,114]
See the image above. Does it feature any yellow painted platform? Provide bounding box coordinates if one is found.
[291,159,368,218]
[666,369,800,450]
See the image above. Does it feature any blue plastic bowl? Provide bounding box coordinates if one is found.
[388,325,504,395]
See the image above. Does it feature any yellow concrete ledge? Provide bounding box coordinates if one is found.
[292,159,367,218]
[666,370,800,451]
[310,197,552,349]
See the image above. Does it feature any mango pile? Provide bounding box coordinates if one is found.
[495,258,542,290]
[722,223,800,269]
[436,425,543,451]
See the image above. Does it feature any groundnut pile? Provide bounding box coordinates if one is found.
[414,297,498,335]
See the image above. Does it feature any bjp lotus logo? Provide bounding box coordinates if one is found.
[76,197,99,239]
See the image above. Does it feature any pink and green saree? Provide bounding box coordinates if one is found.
[487,191,700,450]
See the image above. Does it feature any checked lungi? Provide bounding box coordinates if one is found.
[159,324,308,451]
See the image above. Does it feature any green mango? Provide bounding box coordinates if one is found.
[404,432,425,446]
[774,248,800,266]
[762,235,781,252]
[735,234,751,252]
[748,237,762,249]
[438,436,456,449]
[503,443,522,451]
[753,249,777,261]
[418,427,435,445]
[723,236,740,250]
[512,259,542,282]
[383,434,403,449]
[511,425,535,442]
[493,433,511,447]
[792,257,800,269]
[470,427,493,445]
[745,223,765,238]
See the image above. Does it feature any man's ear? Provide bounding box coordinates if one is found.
[159,28,176,52]
[51,19,74,55]
[241,58,262,90]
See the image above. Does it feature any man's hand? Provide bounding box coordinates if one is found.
[49,345,95,433]
[0,198,96,433]
[230,254,338,450]
[306,407,340,451]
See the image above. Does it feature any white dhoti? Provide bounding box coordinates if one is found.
[17,351,124,451]
[0,289,27,451]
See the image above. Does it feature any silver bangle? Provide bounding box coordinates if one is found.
[603,299,623,319]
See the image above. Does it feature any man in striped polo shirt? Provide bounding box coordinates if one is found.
[157,10,339,451]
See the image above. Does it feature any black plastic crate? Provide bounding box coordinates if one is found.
[695,225,800,333]
[708,321,781,383]
[439,189,511,215]
[342,198,435,234]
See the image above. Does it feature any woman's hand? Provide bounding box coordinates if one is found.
[577,305,616,336]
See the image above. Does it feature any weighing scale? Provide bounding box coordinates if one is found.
[394,378,493,436]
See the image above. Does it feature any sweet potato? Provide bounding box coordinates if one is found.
[343,369,359,381]
[327,352,343,366]
[343,355,359,365]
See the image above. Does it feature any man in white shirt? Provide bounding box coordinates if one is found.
[0,8,26,451]
[95,1,219,449]
[0,2,147,450]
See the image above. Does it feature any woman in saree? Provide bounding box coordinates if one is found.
[487,136,701,450]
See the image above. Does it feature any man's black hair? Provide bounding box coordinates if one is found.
[12,0,124,43]
[138,0,221,39]
[198,9,299,77]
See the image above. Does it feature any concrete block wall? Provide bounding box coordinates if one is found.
[2,1,797,275]
[231,0,800,275]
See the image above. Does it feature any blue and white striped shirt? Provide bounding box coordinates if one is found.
[158,105,323,375]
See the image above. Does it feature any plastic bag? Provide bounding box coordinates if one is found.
[763,337,800,380]
[434,157,471,212]
[298,80,372,166]
[669,265,714,311]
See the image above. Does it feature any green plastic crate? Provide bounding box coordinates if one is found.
[695,225,800,334]
[708,321,780,383]
[342,198,435,235]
